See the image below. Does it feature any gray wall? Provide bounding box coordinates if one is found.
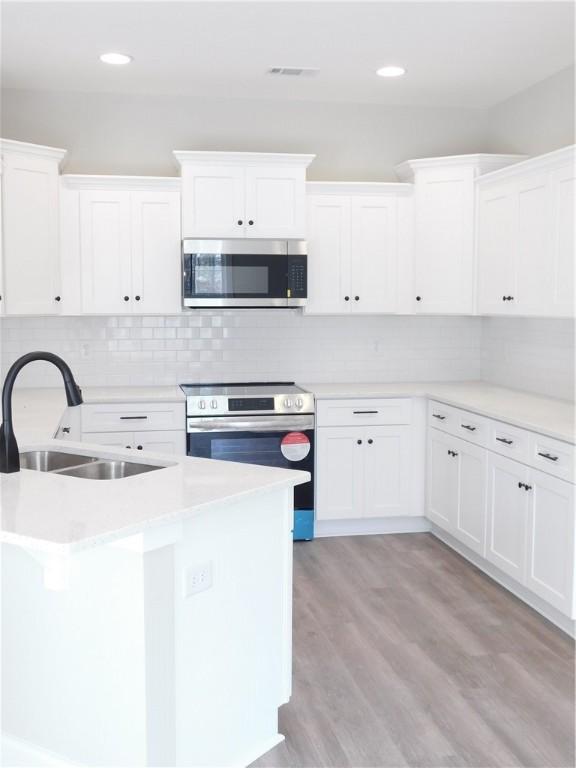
[1,89,492,179]
[487,66,575,156]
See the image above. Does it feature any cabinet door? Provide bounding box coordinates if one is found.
[454,437,487,555]
[413,168,475,314]
[80,191,132,314]
[514,173,552,315]
[316,427,364,520]
[181,164,245,238]
[133,430,186,456]
[364,425,410,517]
[350,196,397,314]
[476,182,517,315]
[426,429,459,533]
[305,195,350,314]
[526,470,574,616]
[131,190,181,314]
[245,165,306,238]
[549,164,575,318]
[3,153,61,315]
[82,431,135,449]
[486,453,529,583]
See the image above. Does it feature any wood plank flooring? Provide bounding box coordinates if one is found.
[252,533,575,768]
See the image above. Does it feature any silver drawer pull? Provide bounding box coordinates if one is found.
[538,452,559,462]
[119,415,149,420]
[461,424,476,431]
[432,414,446,421]
[353,410,378,415]
[496,437,513,445]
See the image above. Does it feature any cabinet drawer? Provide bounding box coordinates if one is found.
[530,434,575,483]
[488,421,530,463]
[428,401,488,447]
[316,398,412,428]
[81,401,185,433]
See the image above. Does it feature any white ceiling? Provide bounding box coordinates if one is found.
[1,1,574,108]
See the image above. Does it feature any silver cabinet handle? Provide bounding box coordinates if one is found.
[538,452,559,462]
[432,414,446,421]
[353,410,378,415]
[496,437,513,445]
[461,424,476,431]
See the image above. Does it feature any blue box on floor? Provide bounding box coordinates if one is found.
[293,509,314,541]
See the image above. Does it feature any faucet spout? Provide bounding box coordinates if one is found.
[0,352,83,473]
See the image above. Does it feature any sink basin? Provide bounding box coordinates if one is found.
[57,460,163,480]
[19,450,99,472]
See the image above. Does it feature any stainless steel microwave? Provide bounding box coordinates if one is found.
[182,239,307,308]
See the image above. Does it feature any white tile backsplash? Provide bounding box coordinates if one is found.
[0,313,482,389]
[481,317,575,401]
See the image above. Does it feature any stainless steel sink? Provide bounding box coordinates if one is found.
[19,450,100,472]
[57,460,163,480]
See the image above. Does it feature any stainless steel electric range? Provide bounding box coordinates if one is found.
[180,382,315,540]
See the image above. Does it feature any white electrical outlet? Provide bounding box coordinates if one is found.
[183,561,213,597]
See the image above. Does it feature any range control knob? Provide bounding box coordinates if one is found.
[198,400,206,410]
[284,398,293,408]
[210,399,218,409]
[295,398,304,409]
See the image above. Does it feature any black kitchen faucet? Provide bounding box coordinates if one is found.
[0,352,83,473]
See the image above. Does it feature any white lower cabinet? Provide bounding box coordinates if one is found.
[316,425,411,521]
[485,452,530,582]
[428,414,575,621]
[427,430,486,555]
[526,469,575,615]
[82,429,185,455]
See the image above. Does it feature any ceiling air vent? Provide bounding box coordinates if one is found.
[268,66,319,77]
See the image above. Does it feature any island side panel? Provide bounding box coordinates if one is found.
[1,542,149,766]
[173,487,294,767]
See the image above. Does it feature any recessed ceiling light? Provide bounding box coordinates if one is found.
[99,52,132,66]
[376,65,406,78]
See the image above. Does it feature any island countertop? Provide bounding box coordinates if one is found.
[0,440,309,555]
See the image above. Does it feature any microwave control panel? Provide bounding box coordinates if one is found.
[287,256,307,298]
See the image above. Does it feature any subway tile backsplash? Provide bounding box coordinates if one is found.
[1,313,572,403]
[0,313,482,389]
[481,317,575,401]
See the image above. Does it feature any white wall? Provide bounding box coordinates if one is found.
[487,66,575,155]
[0,313,482,388]
[481,318,575,402]
[0,88,491,180]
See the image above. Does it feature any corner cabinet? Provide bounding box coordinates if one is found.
[477,145,575,317]
[174,151,315,239]
[60,176,182,315]
[305,183,413,315]
[1,139,67,315]
[395,154,523,314]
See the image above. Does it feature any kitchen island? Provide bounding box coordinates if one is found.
[0,440,309,768]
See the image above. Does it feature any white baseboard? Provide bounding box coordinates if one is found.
[315,516,431,538]
[1,733,82,768]
[431,525,576,637]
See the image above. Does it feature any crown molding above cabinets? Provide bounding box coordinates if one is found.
[307,181,412,196]
[394,153,526,316]
[61,175,181,191]
[476,145,575,318]
[0,138,67,164]
[176,151,315,239]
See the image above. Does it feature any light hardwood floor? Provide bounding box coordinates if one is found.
[253,533,575,768]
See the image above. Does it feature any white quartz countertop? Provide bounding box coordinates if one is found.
[302,381,575,443]
[0,440,309,554]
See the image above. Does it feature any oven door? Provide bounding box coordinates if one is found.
[182,239,306,307]
[187,415,314,510]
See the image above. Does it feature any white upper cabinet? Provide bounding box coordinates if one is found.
[174,152,314,239]
[1,140,67,315]
[305,183,411,315]
[396,154,523,314]
[62,177,181,315]
[476,145,575,317]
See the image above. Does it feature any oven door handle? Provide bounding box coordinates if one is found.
[187,415,315,433]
